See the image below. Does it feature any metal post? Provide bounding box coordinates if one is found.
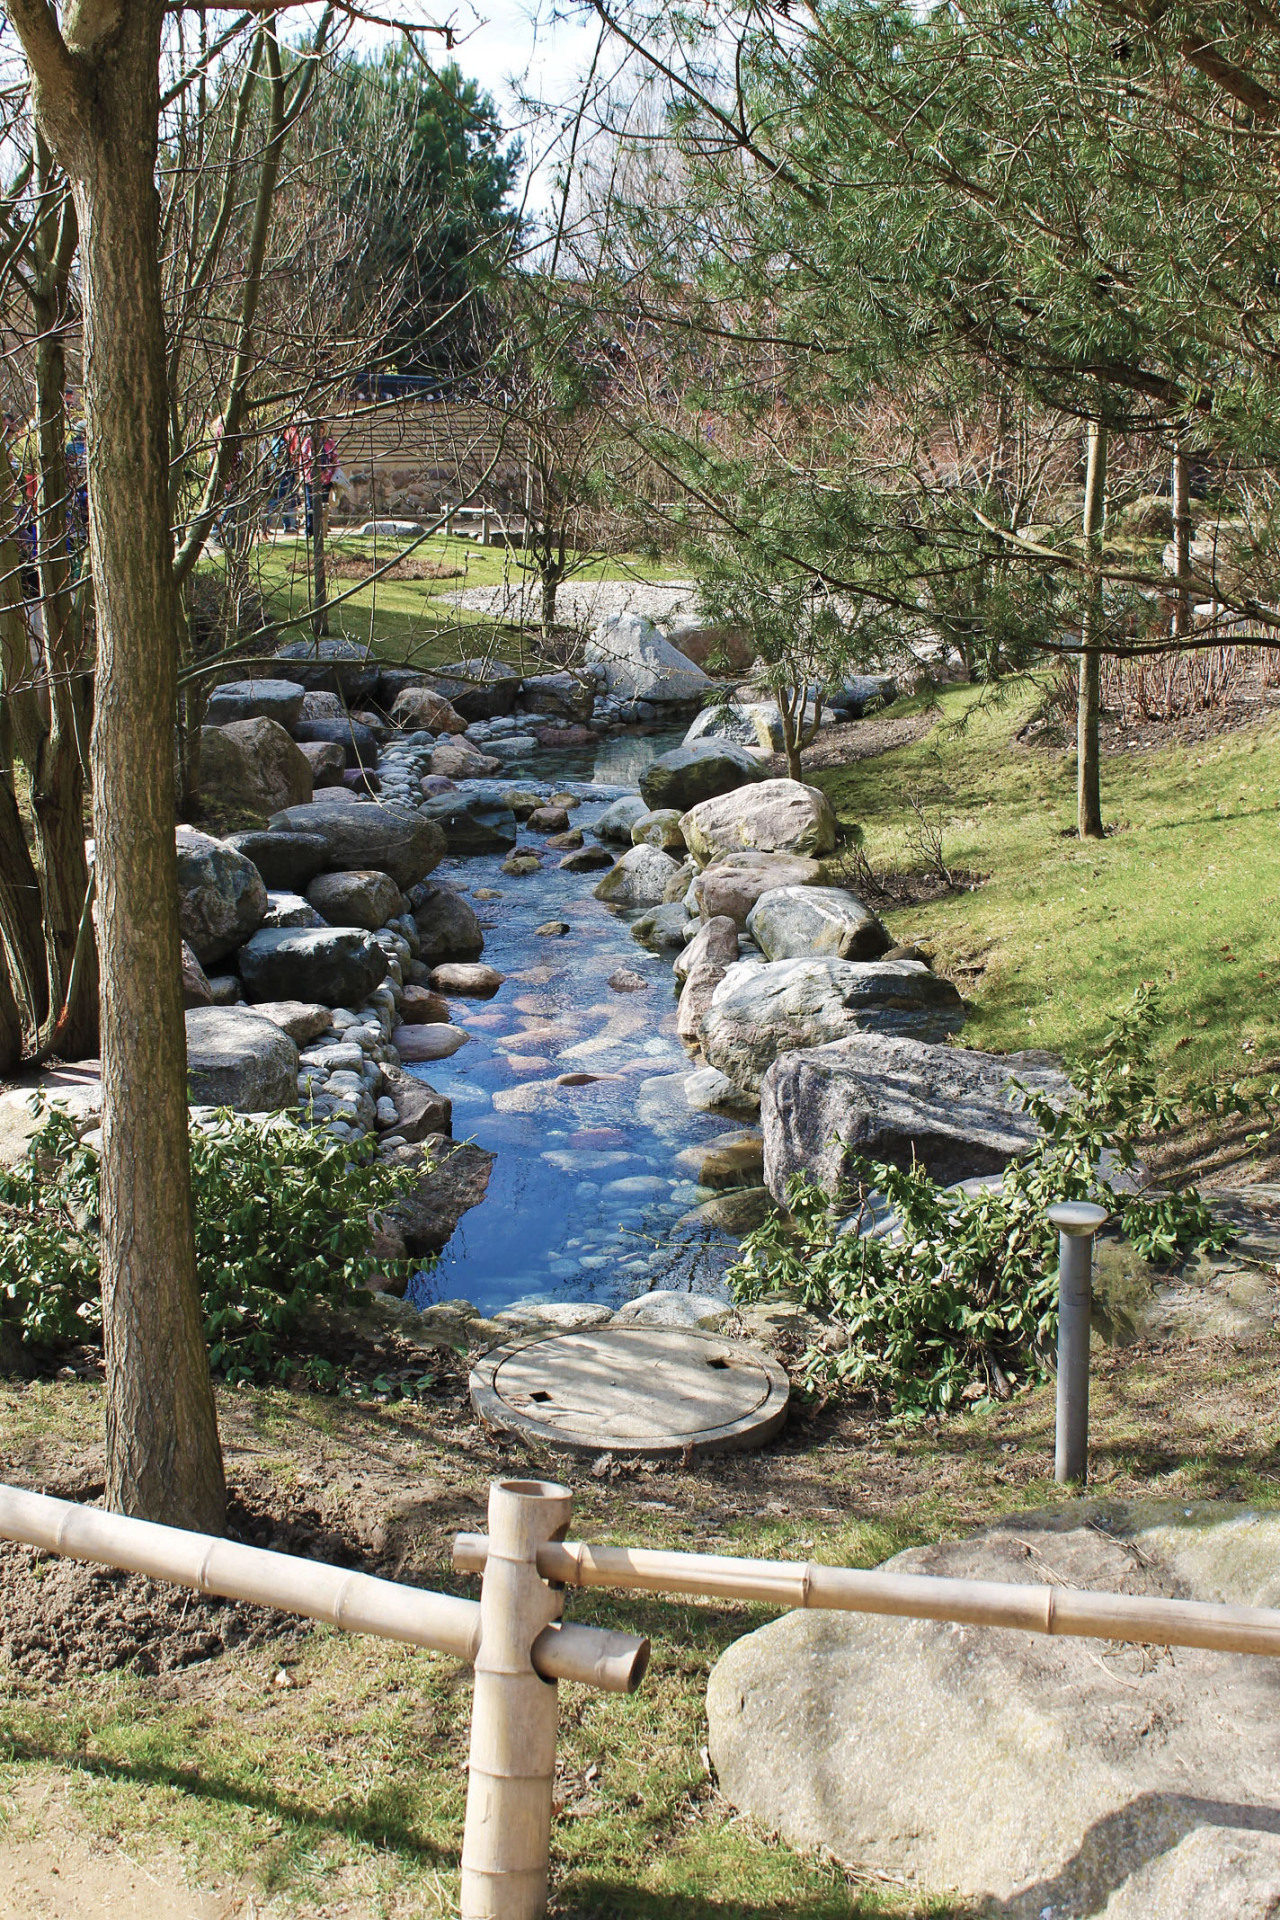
[1047,1202,1108,1484]
[460,1478,572,1920]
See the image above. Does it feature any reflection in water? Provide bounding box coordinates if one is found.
[406,730,745,1316]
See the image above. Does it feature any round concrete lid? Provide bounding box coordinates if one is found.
[470,1325,790,1459]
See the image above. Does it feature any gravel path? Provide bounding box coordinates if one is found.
[436,577,699,627]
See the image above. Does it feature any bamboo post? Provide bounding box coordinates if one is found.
[1047,1201,1108,1484]
[460,1478,572,1920]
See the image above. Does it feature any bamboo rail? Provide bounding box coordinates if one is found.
[452,1533,1280,1660]
[0,1484,648,1692]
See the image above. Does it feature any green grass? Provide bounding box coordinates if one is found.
[816,683,1280,1085]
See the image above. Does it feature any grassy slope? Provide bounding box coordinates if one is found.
[815,684,1280,1086]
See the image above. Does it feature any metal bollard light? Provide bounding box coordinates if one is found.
[1046,1201,1109,1485]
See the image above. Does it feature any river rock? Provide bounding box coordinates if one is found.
[560,845,615,873]
[527,805,570,834]
[707,1502,1280,1918]
[585,611,712,704]
[827,673,896,717]
[546,828,583,850]
[181,941,213,1008]
[205,678,305,729]
[701,957,965,1092]
[419,794,518,855]
[429,963,504,999]
[262,890,323,929]
[677,1185,773,1232]
[683,701,767,750]
[429,658,521,721]
[682,779,838,864]
[762,1035,1070,1203]
[399,985,451,1023]
[594,795,650,843]
[535,920,570,937]
[692,852,825,926]
[501,852,542,877]
[684,1132,764,1189]
[391,1022,469,1061]
[267,801,445,890]
[631,904,692,951]
[306,869,404,932]
[639,742,767,813]
[390,686,467,733]
[184,1005,298,1111]
[380,1064,451,1142]
[594,844,683,907]
[684,1065,760,1117]
[176,826,268,965]
[274,636,379,702]
[300,691,343,721]
[237,925,389,1007]
[250,1000,332,1044]
[224,830,328,892]
[297,740,347,787]
[386,1136,495,1255]
[521,669,598,721]
[614,1290,730,1329]
[630,808,686,853]
[429,737,502,780]
[677,916,740,1048]
[747,885,890,963]
[292,715,379,769]
[196,721,311,819]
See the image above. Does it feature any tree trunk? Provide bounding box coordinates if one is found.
[20,0,226,1530]
[310,426,328,640]
[0,771,47,1037]
[540,567,559,632]
[0,949,21,1076]
[1172,434,1192,642]
[1077,420,1107,841]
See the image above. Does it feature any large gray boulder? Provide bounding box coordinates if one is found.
[708,1503,1280,1918]
[236,925,389,1007]
[594,794,650,844]
[205,678,305,729]
[584,611,712,704]
[274,636,379,702]
[175,827,268,965]
[701,957,965,1092]
[306,869,404,932]
[185,1005,298,1111]
[747,885,890,963]
[292,715,379,769]
[418,795,518,856]
[412,881,485,962]
[683,702,767,750]
[389,686,467,733]
[676,916,739,1049]
[639,742,767,813]
[386,1138,496,1255]
[225,830,328,892]
[827,673,896,717]
[593,844,683,907]
[520,669,597,721]
[429,657,521,721]
[631,903,693,951]
[267,800,445,890]
[681,778,838,864]
[692,851,825,926]
[199,718,313,816]
[761,1034,1070,1202]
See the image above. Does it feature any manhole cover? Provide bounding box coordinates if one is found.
[470,1326,790,1458]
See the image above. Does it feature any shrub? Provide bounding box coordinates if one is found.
[0,1107,416,1382]
[727,987,1242,1415]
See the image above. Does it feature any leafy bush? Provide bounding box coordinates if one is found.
[727,987,1240,1416]
[0,1107,416,1382]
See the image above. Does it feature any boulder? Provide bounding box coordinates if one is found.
[707,1502,1280,1918]
[584,612,712,704]
[184,1005,298,1111]
[181,941,213,1008]
[250,1000,333,1044]
[386,1137,495,1255]
[827,673,896,717]
[300,691,344,721]
[546,828,583,850]
[520,670,597,721]
[429,963,504,999]
[274,636,378,702]
[613,1290,729,1329]
[263,890,324,929]
[175,826,268,965]
[205,678,305,729]
[500,788,542,820]
[306,869,404,932]
[390,686,467,733]
[701,957,965,1093]
[412,883,485,962]
[429,658,521,722]
[559,845,614,872]
[747,885,890,963]
[380,1064,451,1142]
[681,779,838,864]
[682,1132,764,1189]
[292,715,379,769]
[631,903,693,951]
[639,742,766,813]
[224,830,328,892]
[297,740,347,787]
[762,1035,1069,1202]
[199,717,313,816]
[502,854,545,877]
[399,984,451,1024]
[593,794,650,844]
[677,915,740,1048]
[683,701,767,750]
[429,737,502,781]
[692,852,825,926]
[418,795,518,856]
[237,925,389,1007]
[391,1022,469,1061]
[684,1064,760,1118]
[527,805,570,834]
[593,844,683,907]
[665,856,698,902]
[267,801,445,890]
[630,808,686,853]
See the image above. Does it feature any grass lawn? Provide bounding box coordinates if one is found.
[813,683,1280,1094]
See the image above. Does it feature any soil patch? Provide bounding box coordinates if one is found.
[1018,675,1280,756]
[289,556,463,583]
[775,707,936,775]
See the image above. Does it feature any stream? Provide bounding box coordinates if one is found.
[404,728,745,1318]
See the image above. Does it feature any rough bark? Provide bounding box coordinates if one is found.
[14,0,225,1530]
[1077,420,1107,842]
[0,949,21,1075]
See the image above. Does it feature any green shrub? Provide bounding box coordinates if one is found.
[0,1108,416,1382]
[727,987,1242,1416]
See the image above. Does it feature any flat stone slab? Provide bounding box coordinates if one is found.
[470,1325,789,1458]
